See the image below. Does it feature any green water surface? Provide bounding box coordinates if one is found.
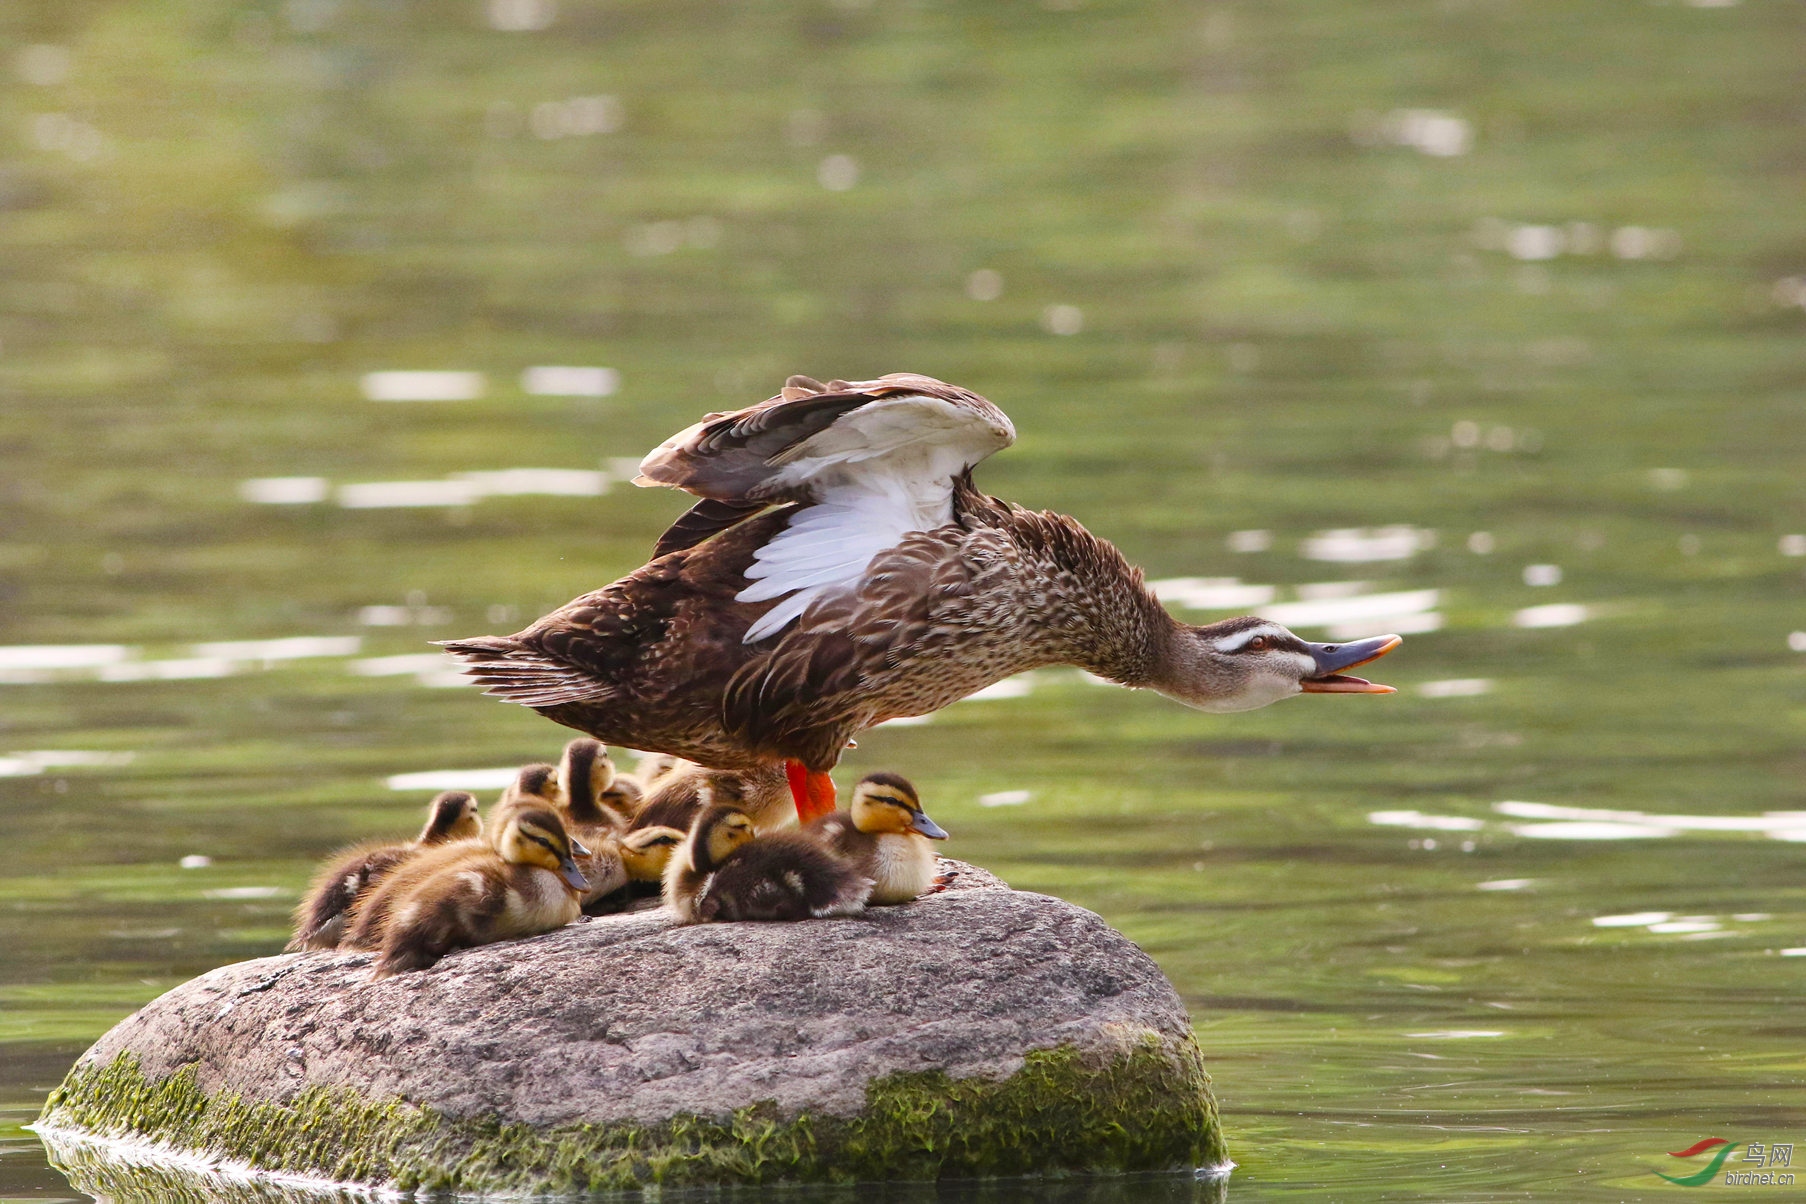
[1,1,1803,1200]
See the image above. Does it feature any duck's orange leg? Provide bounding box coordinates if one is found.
[785,760,837,822]
[785,760,810,820]
[805,769,837,820]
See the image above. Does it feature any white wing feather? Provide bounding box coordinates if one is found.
[735,395,1010,643]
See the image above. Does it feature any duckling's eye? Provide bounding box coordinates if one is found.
[1246,635,1268,652]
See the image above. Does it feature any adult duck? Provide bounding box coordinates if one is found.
[441,373,1402,820]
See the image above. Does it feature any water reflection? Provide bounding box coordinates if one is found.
[38,1130,1229,1204]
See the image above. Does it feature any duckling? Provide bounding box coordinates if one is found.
[580,824,686,914]
[285,790,480,952]
[631,760,793,837]
[621,824,684,885]
[356,806,590,977]
[481,761,561,838]
[631,751,681,791]
[665,805,871,925]
[805,772,948,905]
[556,738,633,833]
[601,771,645,821]
[501,761,560,811]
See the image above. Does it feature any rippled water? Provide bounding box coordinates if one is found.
[3,1,1803,1200]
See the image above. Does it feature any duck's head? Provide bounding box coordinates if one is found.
[557,738,618,822]
[687,805,758,873]
[419,790,481,844]
[495,807,590,892]
[1155,618,1401,713]
[851,772,949,840]
[621,826,684,881]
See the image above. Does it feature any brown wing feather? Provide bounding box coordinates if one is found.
[651,497,772,558]
[439,553,702,709]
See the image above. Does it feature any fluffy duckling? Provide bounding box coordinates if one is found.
[632,751,680,789]
[556,738,637,832]
[632,760,793,837]
[355,806,590,977]
[500,761,560,813]
[580,825,686,915]
[621,824,684,884]
[483,761,562,838]
[665,805,871,925]
[601,772,645,821]
[286,790,480,952]
[806,773,948,905]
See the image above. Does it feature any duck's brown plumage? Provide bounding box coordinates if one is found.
[443,474,1163,771]
[441,373,1402,777]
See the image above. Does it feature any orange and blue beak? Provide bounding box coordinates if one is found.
[1300,635,1402,694]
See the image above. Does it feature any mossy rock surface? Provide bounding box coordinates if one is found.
[37,860,1226,1194]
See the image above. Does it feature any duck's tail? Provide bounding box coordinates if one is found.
[436,636,614,709]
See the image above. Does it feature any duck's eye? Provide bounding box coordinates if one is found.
[1246,635,1268,652]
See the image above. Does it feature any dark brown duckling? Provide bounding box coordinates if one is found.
[665,804,870,925]
[355,806,590,977]
[286,790,480,952]
[805,772,947,905]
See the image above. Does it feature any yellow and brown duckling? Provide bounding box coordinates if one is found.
[805,773,947,905]
[498,761,561,815]
[548,739,671,909]
[286,790,481,952]
[556,738,645,830]
[579,824,686,915]
[632,760,792,838]
[665,804,871,925]
[346,805,590,978]
[631,752,681,792]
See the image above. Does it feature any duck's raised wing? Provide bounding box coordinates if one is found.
[636,373,1012,504]
[635,374,1016,642]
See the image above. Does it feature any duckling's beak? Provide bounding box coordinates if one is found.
[570,838,592,858]
[558,855,589,892]
[1300,634,1402,694]
[910,811,950,840]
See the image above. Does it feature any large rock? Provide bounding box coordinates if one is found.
[36,861,1227,1195]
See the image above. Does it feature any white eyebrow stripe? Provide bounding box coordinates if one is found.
[1215,624,1286,653]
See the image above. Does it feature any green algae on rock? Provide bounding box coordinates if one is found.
[36,861,1227,1193]
[41,1041,1223,1193]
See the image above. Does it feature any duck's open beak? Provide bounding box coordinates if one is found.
[1300,635,1402,694]
[558,855,590,892]
[911,811,950,841]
